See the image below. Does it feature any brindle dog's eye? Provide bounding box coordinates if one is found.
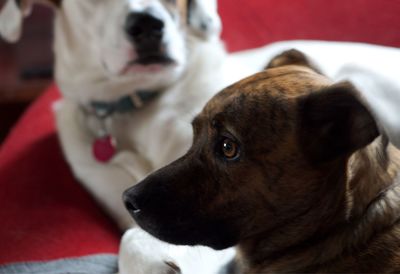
[221,138,239,160]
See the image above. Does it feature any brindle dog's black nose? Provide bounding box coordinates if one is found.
[123,189,141,215]
[125,12,164,51]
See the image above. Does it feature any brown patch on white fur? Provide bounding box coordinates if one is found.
[177,0,188,24]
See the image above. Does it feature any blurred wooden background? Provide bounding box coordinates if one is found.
[0,3,54,143]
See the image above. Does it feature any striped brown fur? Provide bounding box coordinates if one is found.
[124,50,400,273]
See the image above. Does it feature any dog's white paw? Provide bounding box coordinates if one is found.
[118,227,236,274]
[119,228,181,274]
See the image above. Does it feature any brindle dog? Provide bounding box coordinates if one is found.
[124,50,400,273]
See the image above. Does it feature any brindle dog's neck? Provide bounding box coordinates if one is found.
[237,136,400,273]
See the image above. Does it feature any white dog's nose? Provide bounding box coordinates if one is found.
[125,12,164,49]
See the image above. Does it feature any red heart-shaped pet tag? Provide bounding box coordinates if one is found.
[93,135,116,163]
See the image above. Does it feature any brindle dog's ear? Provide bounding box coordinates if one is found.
[0,0,60,43]
[266,49,322,74]
[187,0,221,39]
[298,81,379,163]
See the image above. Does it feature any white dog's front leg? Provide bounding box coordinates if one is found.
[54,99,152,229]
[119,228,236,274]
[119,228,182,274]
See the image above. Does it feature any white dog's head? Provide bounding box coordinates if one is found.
[0,0,221,101]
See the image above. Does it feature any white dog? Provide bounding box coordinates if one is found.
[0,0,244,230]
[2,1,400,274]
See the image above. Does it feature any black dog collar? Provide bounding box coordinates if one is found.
[87,90,160,163]
[90,90,160,118]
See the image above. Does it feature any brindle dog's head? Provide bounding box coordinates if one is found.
[124,50,379,250]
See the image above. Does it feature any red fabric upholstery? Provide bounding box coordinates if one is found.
[0,86,120,264]
[1,0,399,265]
[219,0,400,51]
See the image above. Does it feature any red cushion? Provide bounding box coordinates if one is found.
[219,0,400,51]
[1,0,399,265]
[0,86,121,264]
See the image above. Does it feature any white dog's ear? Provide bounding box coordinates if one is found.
[0,0,60,43]
[187,0,221,39]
